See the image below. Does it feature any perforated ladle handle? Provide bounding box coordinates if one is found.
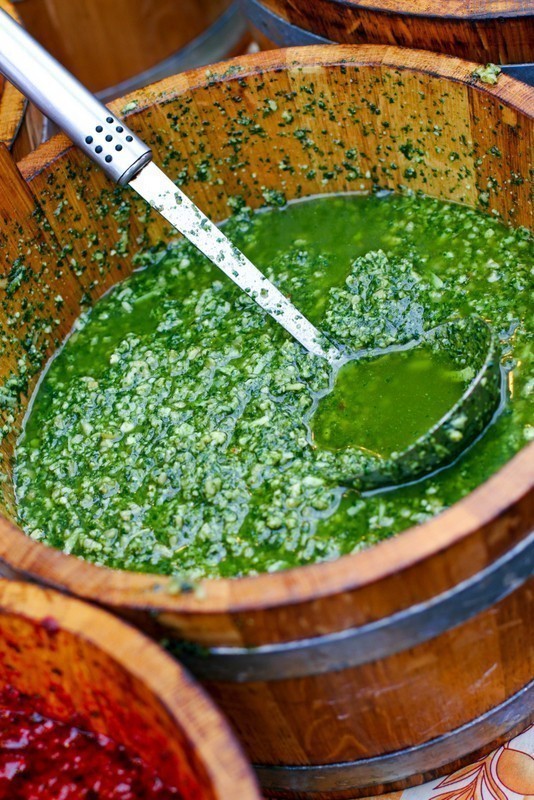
[0,8,152,184]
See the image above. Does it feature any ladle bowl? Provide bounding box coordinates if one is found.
[344,317,502,491]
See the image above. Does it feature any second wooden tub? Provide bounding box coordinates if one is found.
[0,579,261,799]
[244,0,534,84]
[0,46,532,799]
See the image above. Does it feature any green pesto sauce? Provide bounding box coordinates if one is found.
[15,193,533,579]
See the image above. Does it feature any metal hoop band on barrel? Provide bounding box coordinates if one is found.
[254,680,534,791]
[243,0,534,85]
[175,532,534,682]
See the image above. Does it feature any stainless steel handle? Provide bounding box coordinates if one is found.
[0,9,152,184]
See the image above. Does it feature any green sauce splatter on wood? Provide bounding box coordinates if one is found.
[472,64,502,85]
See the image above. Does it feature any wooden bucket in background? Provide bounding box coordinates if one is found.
[244,0,534,84]
[12,0,249,100]
[0,0,45,158]
[0,46,532,800]
[0,580,261,800]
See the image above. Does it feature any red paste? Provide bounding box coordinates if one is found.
[0,688,182,800]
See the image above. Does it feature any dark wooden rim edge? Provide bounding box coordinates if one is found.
[260,0,533,22]
[244,0,534,69]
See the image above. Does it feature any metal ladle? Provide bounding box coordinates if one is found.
[0,9,336,363]
[0,12,502,487]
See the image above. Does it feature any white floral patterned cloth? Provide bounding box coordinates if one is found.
[364,726,534,800]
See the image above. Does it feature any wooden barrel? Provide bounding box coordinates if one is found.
[244,0,534,84]
[13,0,249,100]
[0,0,45,158]
[0,580,261,799]
[0,46,532,799]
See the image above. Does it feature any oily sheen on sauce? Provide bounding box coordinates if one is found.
[14,193,533,578]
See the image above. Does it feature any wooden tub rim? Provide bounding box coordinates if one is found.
[17,43,534,186]
[0,580,260,799]
[256,0,533,21]
[4,44,534,617]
